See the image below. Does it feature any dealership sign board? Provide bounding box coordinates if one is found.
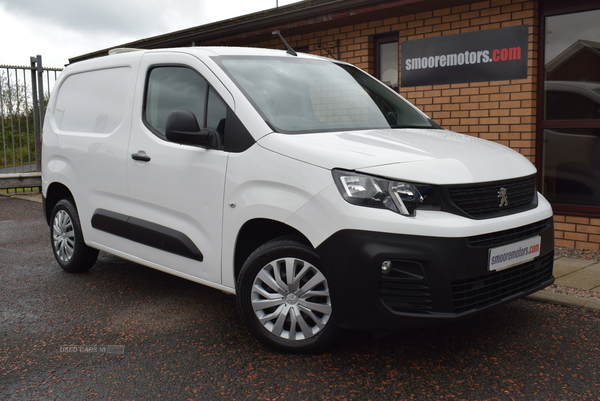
[401,25,528,87]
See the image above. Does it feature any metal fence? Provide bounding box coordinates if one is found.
[0,56,62,192]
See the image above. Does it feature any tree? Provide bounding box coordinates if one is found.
[1,70,36,168]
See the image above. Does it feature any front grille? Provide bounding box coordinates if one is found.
[467,218,552,248]
[451,252,553,314]
[380,282,433,313]
[447,175,537,218]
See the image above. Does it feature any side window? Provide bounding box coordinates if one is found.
[207,88,228,135]
[145,66,214,137]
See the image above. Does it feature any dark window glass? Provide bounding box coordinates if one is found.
[541,8,600,209]
[546,85,600,120]
[543,9,600,120]
[207,88,227,135]
[542,128,600,206]
[145,67,208,135]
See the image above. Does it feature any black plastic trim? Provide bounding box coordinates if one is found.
[42,194,48,224]
[224,108,256,153]
[91,209,203,262]
[467,217,552,248]
[438,174,538,219]
[315,219,554,331]
[91,209,128,236]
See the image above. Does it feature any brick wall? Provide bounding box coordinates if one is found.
[250,0,600,250]
[396,0,538,162]
[254,0,538,160]
[554,215,600,251]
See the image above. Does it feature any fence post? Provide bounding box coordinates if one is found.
[30,55,44,173]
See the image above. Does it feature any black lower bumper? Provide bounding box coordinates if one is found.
[315,218,554,331]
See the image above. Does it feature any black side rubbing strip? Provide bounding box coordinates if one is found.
[128,217,204,261]
[91,209,128,237]
[91,209,204,262]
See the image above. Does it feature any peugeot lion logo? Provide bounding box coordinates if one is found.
[498,187,508,207]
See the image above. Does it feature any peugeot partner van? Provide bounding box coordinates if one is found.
[42,47,554,353]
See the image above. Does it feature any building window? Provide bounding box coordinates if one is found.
[375,34,399,90]
[540,7,600,211]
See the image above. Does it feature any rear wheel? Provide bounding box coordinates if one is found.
[237,237,339,353]
[50,198,98,272]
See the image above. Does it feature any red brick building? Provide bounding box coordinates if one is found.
[72,0,600,250]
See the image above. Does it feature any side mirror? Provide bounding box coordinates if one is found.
[165,110,222,149]
[386,111,398,126]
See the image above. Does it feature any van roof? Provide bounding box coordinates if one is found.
[101,46,330,61]
[65,45,342,77]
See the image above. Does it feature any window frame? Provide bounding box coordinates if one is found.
[374,33,399,92]
[536,2,600,217]
[142,64,227,141]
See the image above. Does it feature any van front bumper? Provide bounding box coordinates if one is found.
[315,218,554,331]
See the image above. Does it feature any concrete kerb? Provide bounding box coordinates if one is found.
[525,291,600,312]
[0,191,43,203]
[4,193,599,312]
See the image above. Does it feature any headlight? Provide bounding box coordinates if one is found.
[332,169,440,216]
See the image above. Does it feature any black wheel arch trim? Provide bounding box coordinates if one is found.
[91,209,204,262]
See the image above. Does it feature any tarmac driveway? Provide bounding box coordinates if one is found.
[1,195,599,400]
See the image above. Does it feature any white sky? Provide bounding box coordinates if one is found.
[0,0,300,68]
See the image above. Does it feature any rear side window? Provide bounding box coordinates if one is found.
[144,66,228,138]
[53,67,131,134]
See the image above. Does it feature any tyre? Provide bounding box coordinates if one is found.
[50,198,99,273]
[237,236,339,353]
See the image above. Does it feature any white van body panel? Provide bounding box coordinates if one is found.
[43,54,141,255]
[257,129,536,184]
[285,184,553,247]
[220,144,332,288]
[125,52,238,284]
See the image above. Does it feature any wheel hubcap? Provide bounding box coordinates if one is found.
[285,293,298,305]
[251,257,332,341]
[52,210,75,263]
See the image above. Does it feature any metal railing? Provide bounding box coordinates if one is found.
[0,56,62,192]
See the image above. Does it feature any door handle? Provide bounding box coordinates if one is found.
[131,152,151,162]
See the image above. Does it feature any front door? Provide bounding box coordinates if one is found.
[126,52,232,284]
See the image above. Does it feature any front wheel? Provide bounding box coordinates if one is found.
[237,237,339,353]
[50,198,99,273]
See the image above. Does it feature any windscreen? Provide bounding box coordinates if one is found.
[217,56,434,134]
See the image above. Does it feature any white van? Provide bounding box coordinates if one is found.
[42,47,554,353]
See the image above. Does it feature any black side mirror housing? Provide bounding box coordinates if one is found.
[165,110,222,149]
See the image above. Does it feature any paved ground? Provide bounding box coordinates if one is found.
[554,258,600,292]
[1,194,599,400]
[526,257,600,311]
